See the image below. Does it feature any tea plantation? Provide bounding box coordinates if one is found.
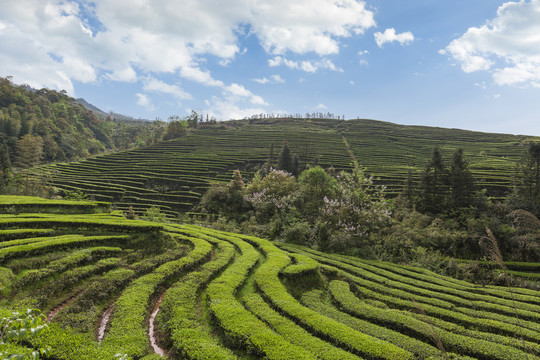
[1,195,539,359]
[31,118,539,217]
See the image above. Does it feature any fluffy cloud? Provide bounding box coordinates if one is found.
[204,96,268,120]
[268,56,343,73]
[251,0,375,55]
[143,77,192,101]
[442,0,540,87]
[0,0,374,92]
[253,75,285,84]
[374,28,414,48]
[224,83,268,106]
[136,93,155,111]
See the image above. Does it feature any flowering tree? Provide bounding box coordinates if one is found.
[320,165,392,250]
[245,169,299,223]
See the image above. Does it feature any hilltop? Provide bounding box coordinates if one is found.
[28,116,539,217]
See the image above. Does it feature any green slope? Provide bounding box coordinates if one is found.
[1,195,538,360]
[33,117,539,216]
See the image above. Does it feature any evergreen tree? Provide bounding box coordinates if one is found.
[402,169,416,207]
[277,141,296,174]
[528,142,540,197]
[419,147,447,214]
[507,144,540,215]
[448,148,475,210]
[0,136,11,191]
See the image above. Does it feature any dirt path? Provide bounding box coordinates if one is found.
[148,292,167,356]
[98,304,115,344]
[46,292,82,322]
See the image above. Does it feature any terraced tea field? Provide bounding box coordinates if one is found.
[31,118,539,218]
[35,119,352,217]
[1,195,539,359]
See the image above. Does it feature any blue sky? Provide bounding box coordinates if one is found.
[1,0,540,135]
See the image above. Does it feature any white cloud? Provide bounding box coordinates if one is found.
[268,56,342,73]
[204,96,267,120]
[0,0,375,94]
[251,0,375,55]
[316,103,328,110]
[224,83,268,105]
[442,0,540,87]
[143,77,192,101]
[374,28,414,48]
[253,75,285,84]
[136,93,155,111]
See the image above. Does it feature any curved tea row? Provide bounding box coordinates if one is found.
[0,196,538,359]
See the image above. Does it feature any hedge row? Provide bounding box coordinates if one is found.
[158,237,238,360]
[242,292,361,360]
[328,280,537,360]
[299,288,443,359]
[0,216,163,234]
[280,253,319,277]
[0,235,130,262]
[283,246,460,309]
[336,266,540,342]
[244,235,414,360]
[288,245,540,316]
[358,257,540,306]
[17,246,122,287]
[204,231,316,360]
[1,234,88,249]
[36,257,123,300]
[0,228,55,241]
[325,251,540,313]
[101,235,212,358]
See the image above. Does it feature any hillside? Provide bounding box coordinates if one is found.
[0,77,161,174]
[1,195,538,359]
[32,117,539,217]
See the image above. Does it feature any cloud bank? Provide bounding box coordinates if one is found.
[442,0,540,87]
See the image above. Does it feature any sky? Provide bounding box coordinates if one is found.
[1,0,540,135]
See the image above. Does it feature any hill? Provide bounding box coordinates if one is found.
[31,117,539,217]
[1,195,538,359]
[0,77,162,175]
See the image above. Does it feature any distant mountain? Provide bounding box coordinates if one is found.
[76,98,108,117]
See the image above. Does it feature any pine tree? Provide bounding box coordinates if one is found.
[448,148,475,210]
[528,142,540,197]
[403,169,416,207]
[277,141,294,173]
[0,136,11,191]
[419,147,447,214]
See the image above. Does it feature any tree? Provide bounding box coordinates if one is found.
[419,147,447,214]
[268,142,275,168]
[299,166,337,218]
[186,110,199,129]
[507,144,540,215]
[402,169,416,208]
[0,136,11,191]
[277,141,298,175]
[198,170,250,221]
[163,117,188,140]
[320,165,392,252]
[528,142,540,197]
[448,148,475,210]
[14,134,43,168]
